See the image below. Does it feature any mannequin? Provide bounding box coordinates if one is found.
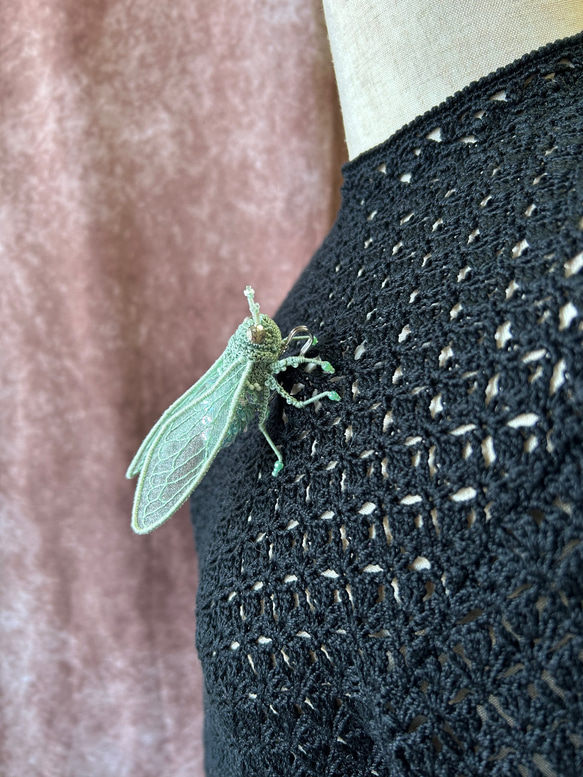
[322,0,583,158]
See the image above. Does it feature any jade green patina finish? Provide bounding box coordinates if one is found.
[127,287,340,534]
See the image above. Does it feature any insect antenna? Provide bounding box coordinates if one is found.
[244,286,261,325]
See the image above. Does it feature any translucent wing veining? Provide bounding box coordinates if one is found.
[127,351,231,478]
[131,358,251,533]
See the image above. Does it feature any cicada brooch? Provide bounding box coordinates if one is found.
[127,286,340,533]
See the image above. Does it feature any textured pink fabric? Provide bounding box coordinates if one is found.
[0,1,345,774]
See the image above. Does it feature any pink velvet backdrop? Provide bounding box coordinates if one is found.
[0,1,345,774]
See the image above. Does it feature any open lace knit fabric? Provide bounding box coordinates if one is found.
[192,32,583,777]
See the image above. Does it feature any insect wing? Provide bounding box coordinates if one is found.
[131,358,251,533]
[127,351,231,479]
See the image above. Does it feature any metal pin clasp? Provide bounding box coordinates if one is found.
[281,325,316,356]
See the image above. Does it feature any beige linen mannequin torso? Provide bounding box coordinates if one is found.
[322,0,583,159]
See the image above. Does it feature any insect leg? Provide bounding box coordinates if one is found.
[256,387,285,476]
[267,374,341,407]
[272,355,336,375]
[258,420,284,476]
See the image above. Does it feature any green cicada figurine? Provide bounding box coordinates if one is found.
[127,286,340,534]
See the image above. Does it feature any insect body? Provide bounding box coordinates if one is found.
[127,286,340,534]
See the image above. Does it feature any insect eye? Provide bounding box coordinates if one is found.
[247,324,266,344]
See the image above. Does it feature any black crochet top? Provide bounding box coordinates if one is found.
[192,32,583,777]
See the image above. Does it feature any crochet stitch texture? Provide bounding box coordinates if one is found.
[192,32,583,777]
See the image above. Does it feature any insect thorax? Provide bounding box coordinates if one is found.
[218,315,282,449]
